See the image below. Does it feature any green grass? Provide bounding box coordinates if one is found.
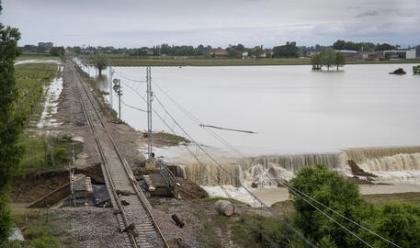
[83,54,420,67]
[16,53,57,61]
[5,205,61,248]
[363,192,420,207]
[14,134,80,177]
[15,63,58,126]
[196,192,420,247]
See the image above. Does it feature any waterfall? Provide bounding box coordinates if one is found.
[344,146,420,164]
[173,146,420,187]
[180,153,342,186]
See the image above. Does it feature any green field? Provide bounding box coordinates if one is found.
[84,54,420,67]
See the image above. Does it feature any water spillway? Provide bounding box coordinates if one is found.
[175,147,420,187]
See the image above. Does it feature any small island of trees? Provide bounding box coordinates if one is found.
[311,48,346,71]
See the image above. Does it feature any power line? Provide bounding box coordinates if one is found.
[152,94,317,248]
[152,82,401,248]
[114,71,147,83]
[120,79,316,248]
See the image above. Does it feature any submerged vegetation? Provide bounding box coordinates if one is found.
[311,48,346,71]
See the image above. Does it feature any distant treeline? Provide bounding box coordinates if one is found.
[21,40,419,58]
[332,40,398,52]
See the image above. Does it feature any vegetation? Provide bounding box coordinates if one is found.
[333,40,397,52]
[3,206,61,248]
[249,165,420,247]
[49,46,65,57]
[91,54,108,76]
[311,48,346,71]
[14,63,58,125]
[272,41,299,58]
[0,3,22,242]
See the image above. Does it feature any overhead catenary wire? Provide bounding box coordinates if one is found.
[119,79,316,248]
[114,71,147,83]
[119,81,233,196]
[152,94,317,248]
[153,82,401,248]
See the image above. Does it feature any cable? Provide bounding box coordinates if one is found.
[121,99,146,112]
[152,94,317,248]
[114,71,147,83]
[119,79,316,248]
[153,82,401,248]
[119,81,233,196]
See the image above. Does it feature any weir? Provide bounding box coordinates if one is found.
[176,146,420,186]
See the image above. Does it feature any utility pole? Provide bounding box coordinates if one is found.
[146,67,153,160]
[108,65,114,107]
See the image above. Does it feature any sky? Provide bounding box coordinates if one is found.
[1,0,420,48]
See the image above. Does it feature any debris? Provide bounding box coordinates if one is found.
[116,189,134,196]
[121,200,130,206]
[176,237,192,248]
[215,200,235,217]
[121,223,138,237]
[171,214,185,228]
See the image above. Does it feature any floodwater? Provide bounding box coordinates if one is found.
[75,61,420,205]
[82,63,420,156]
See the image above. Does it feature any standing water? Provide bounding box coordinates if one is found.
[76,61,420,200]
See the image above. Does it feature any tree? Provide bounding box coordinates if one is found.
[321,48,336,71]
[335,52,346,71]
[360,203,420,248]
[49,46,65,57]
[0,2,23,242]
[375,43,396,51]
[92,54,108,76]
[272,42,299,58]
[311,53,322,70]
[289,165,364,247]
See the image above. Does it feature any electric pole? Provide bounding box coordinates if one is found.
[108,65,114,107]
[146,67,153,160]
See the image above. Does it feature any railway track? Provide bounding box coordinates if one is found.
[68,61,168,248]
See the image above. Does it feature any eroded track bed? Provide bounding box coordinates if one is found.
[68,61,168,248]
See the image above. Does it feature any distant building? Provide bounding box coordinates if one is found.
[242,51,248,59]
[383,49,416,59]
[362,52,381,61]
[416,46,420,58]
[209,48,228,57]
[336,50,363,60]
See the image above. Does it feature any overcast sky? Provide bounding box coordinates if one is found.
[1,0,419,48]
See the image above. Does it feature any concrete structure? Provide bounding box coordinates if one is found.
[383,49,416,59]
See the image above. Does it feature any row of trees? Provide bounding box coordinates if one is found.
[311,48,346,71]
[251,165,420,247]
[333,40,398,52]
[0,1,24,243]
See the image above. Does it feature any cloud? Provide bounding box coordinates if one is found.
[355,10,379,18]
[2,0,419,47]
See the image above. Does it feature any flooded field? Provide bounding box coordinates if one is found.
[77,61,420,202]
[82,63,420,155]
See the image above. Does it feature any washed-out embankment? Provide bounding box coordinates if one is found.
[171,146,420,187]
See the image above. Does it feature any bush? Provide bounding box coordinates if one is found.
[31,236,60,248]
[0,195,12,244]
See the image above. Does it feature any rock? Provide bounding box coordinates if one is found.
[215,199,235,217]
[121,200,130,206]
[176,237,192,248]
[171,214,185,228]
[390,68,406,75]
